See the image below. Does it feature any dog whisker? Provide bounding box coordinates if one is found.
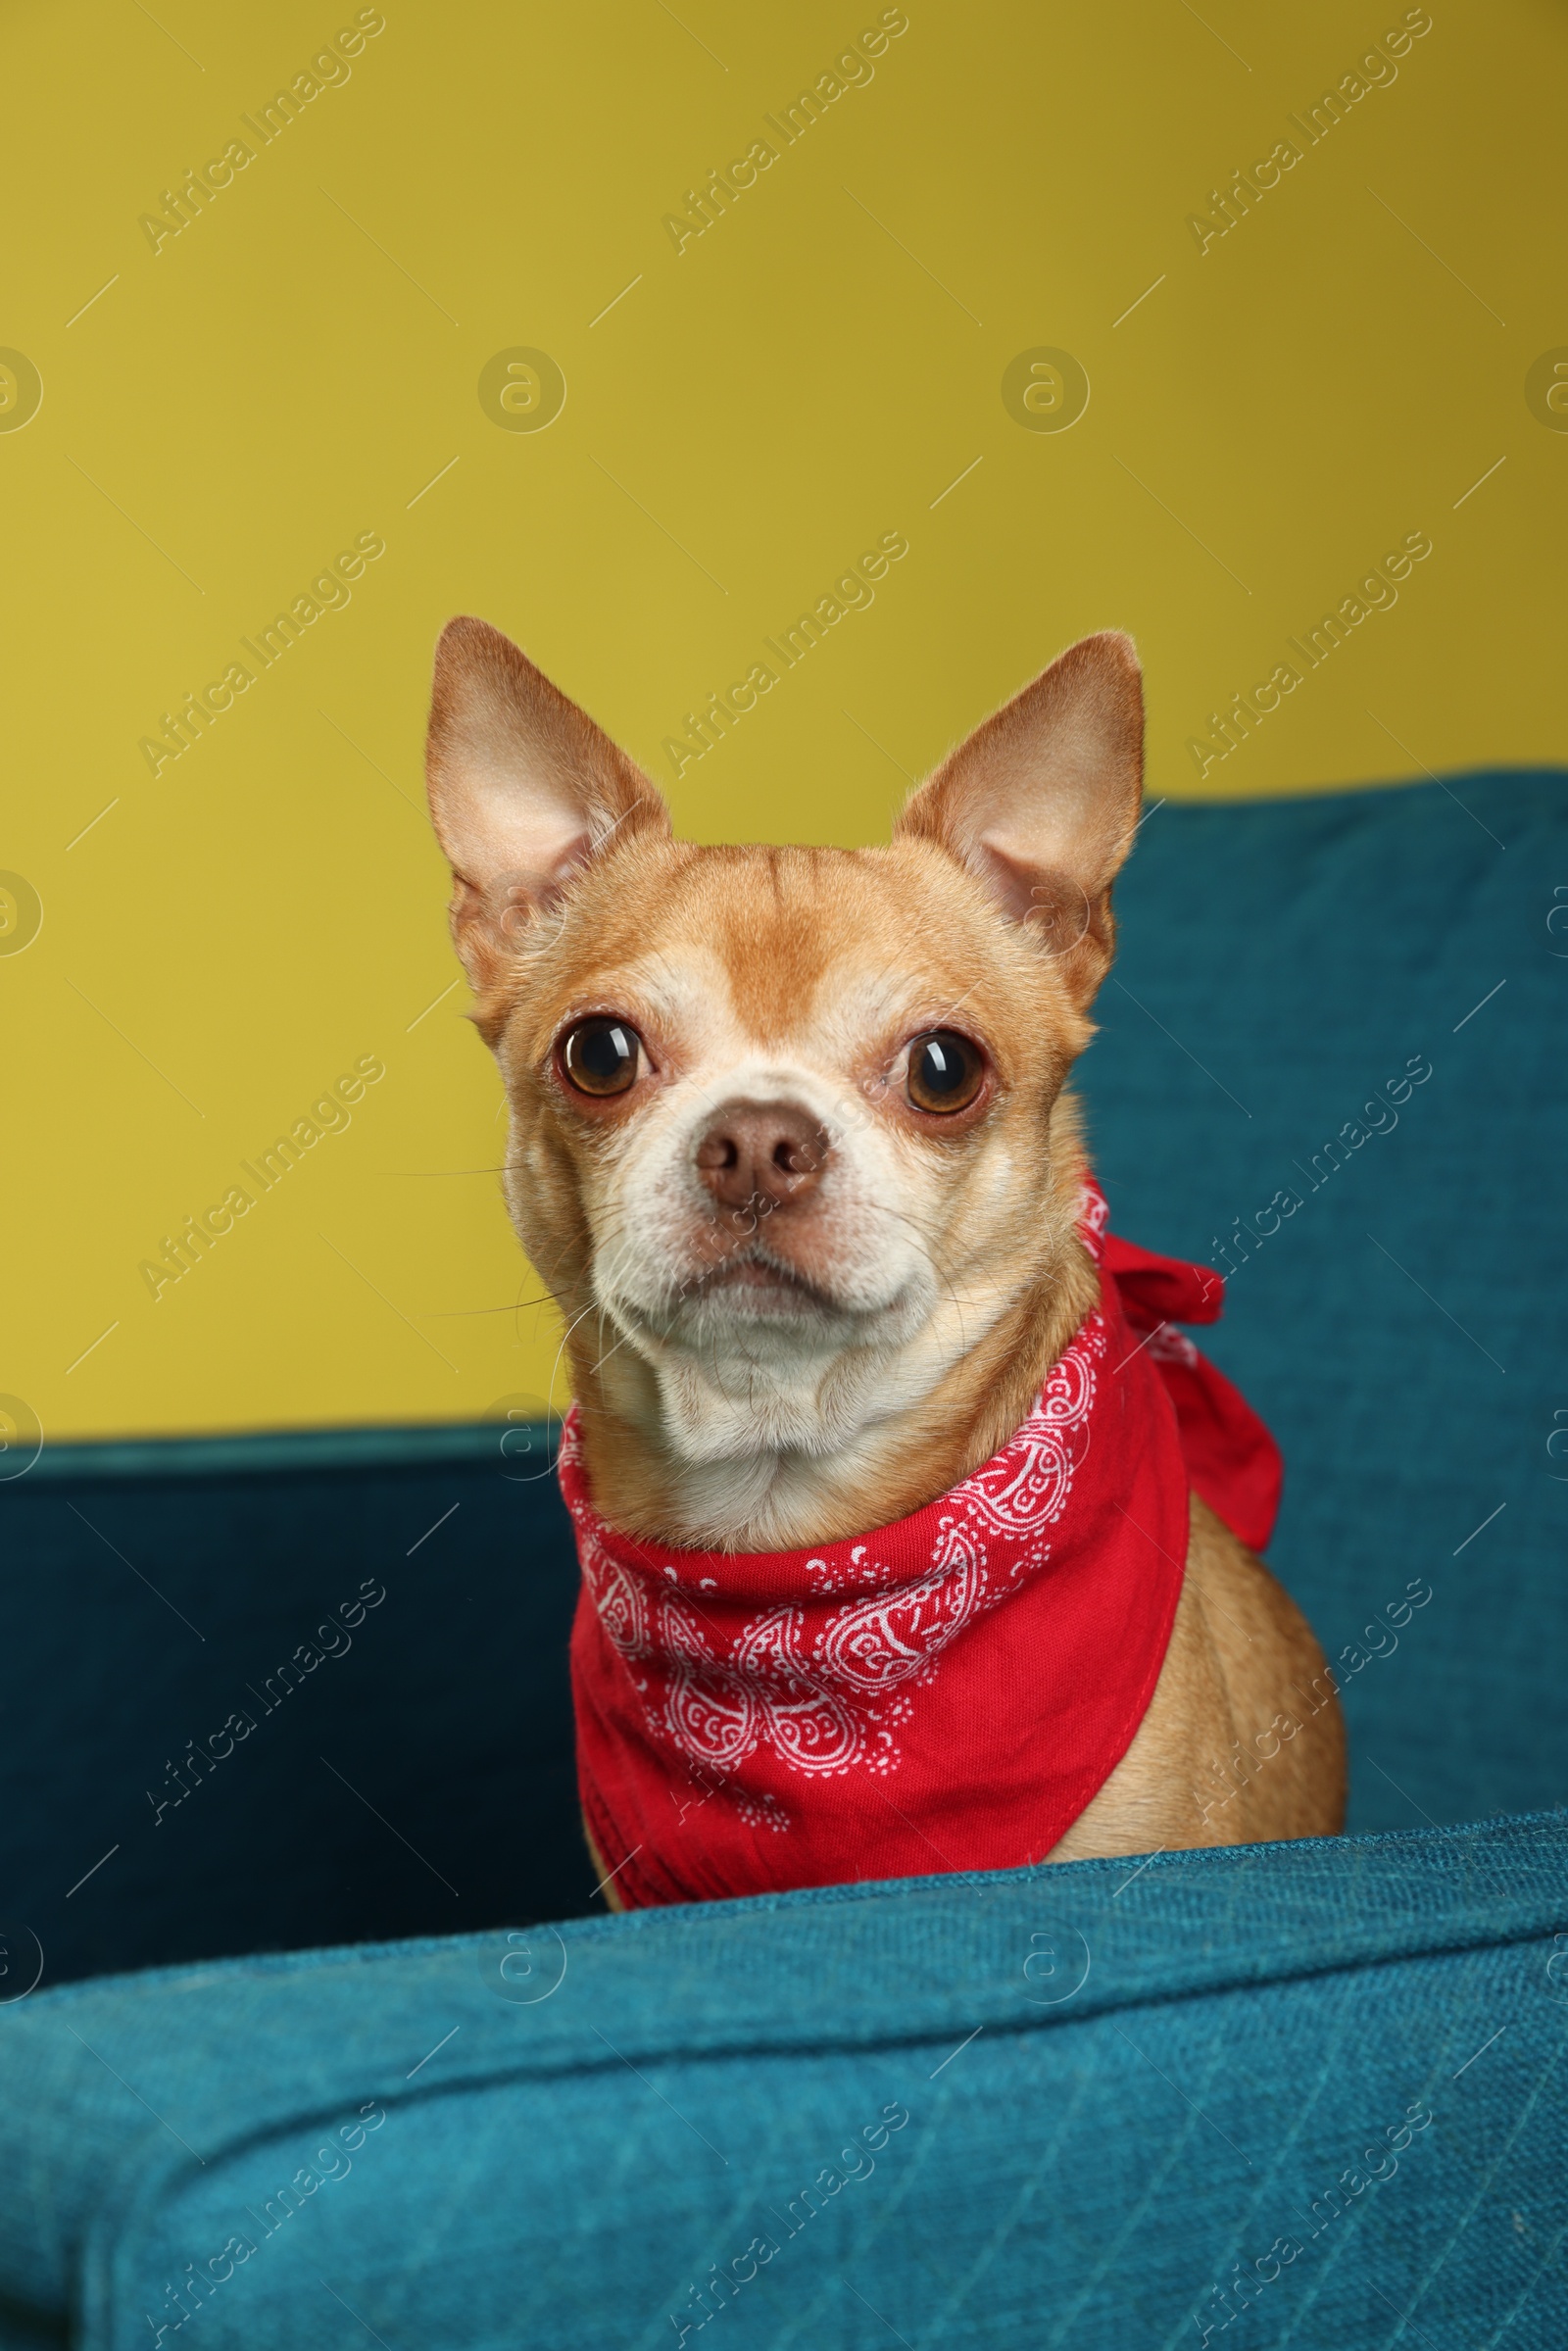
[379,1165,512,1178]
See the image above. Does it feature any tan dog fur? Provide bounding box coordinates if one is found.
[423,617,1347,1902]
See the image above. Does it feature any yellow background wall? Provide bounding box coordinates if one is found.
[6,0,1564,1445]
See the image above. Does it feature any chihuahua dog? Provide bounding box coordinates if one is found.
[423,617,1346,1904]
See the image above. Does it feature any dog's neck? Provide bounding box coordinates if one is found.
[563,1098,1100,1552]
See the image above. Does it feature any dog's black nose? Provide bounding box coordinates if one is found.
[695,1101,830,1213]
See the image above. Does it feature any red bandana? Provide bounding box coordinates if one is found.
[561,1182,1281,1908]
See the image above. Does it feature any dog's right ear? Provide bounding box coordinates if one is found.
[424,615,670,997]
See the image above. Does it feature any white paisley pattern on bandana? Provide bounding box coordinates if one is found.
[564,1300,1107,1797]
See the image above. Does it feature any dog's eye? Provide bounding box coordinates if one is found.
[561,1017,642,1098]
[906,1030,985,1114]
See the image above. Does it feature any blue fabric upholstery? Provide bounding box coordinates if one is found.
[2,1820,1564,2347]
[1085,770,1568,1837]
[2,773,1565,2345]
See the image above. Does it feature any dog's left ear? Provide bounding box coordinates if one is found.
[895,631,1144,1004]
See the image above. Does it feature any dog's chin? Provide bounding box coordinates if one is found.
[618,1248,916,1358]
[592,1243,941,1473]
[689,1254,845,1323]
